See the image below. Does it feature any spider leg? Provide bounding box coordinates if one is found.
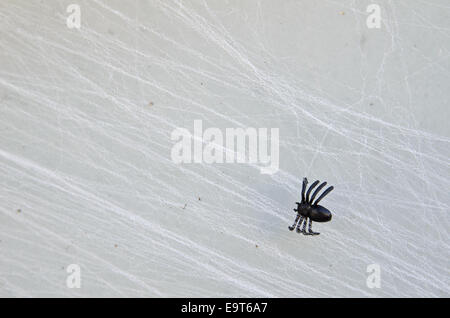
[307,218,320,235]
[301,178,308,203]
[288,213,301,231]
[310,181,327,204]
[295,216,305,233]
[300,217,308,234]
[306,180,320,203]
[313,186,334,205]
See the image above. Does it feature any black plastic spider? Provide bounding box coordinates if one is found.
[288,177,334,235]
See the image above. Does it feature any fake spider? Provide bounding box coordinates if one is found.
[288,177,334,235]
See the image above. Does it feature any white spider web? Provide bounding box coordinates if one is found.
[0,0,449,297]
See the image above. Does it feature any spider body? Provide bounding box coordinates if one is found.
[288,177,334,235]
[295,202,332,222]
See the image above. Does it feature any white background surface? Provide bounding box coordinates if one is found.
[0,0,449,297]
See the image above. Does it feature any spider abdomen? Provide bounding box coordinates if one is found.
[309,205,332,222]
